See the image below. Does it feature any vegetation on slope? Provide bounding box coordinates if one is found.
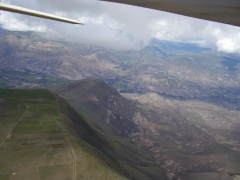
[0,89,130,180]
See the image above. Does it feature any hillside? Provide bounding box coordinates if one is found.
[0,89,130,180]
[58,78,240,180]
[57,77,139,136]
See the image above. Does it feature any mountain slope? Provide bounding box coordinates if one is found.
[58,78,168,179]
[58,77,139,136]
[58,78,240,180]
[0,89,129,180]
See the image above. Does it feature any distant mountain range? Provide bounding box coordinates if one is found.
[0,30,239,109]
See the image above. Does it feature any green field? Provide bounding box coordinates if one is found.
[0,89,127,180]
[0,70,71,89]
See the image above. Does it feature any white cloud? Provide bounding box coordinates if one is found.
[1,0,240,53]
[217,37,240,53]
[0,12,47,32]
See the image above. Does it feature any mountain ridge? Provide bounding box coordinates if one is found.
[58,78,240,180]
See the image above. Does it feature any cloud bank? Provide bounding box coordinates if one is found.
[0,0,240,53]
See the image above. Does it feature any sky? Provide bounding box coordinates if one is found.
[0,0,240,53]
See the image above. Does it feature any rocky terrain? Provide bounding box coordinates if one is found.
[59,78,240,180]
[124,92,240,152]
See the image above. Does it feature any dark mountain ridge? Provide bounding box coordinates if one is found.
[58,77,139,136]
[58,78,240,180]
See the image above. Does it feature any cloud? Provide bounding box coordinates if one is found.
[217,38,240,54]
[0,11,47,32]
[1,0,240,53]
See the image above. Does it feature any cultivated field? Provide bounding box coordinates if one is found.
[0,89,126,180]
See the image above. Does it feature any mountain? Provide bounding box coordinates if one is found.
[57,77,139,136]
[0,88,141,179]
[0,31,120,80]
[0,30,239,109]
[58,78,240,180]
[145,38,211,55]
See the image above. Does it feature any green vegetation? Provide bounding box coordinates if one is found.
[0,89,127,180]
[106,76,133,93]
[39,164,72,180]
[12,121,62,134]
[0,70,71,89]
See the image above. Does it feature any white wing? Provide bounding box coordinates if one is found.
[101,0,240,27]
[0,2,82,24]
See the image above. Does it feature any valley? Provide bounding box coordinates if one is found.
[0,69,71,89]
[0,30,239,108]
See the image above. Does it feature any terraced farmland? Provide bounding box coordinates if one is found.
[0,89,126,180]
[0,89,73,180]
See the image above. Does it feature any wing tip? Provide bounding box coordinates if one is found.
[0,2,84,25]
